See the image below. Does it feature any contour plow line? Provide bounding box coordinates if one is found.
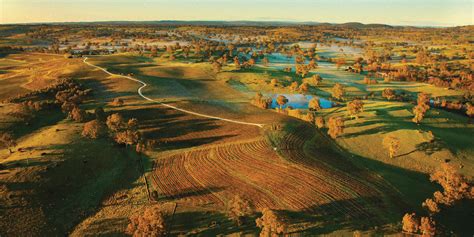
[83,57,265,128]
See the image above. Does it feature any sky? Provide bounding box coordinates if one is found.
[1,0,472,26]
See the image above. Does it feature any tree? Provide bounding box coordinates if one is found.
[420,217,436,236]
[331,83,345,101]
[308,97,321,111]
[127,118,139,131]
[429,163,471,206]
[327,116,344,139]
[315,117,325,128]
[69,107,87,122]
[227,195,253,226]
[0,132,16,153]
[413,104,429,123]
[252,92,272,109]
[402,213,419,234]
[61,101,76,113]
[270,79,278,87]
[299,82,309,94]
[303,112,315,123]
[255,208,287,237]
[382,88,396,100]
[126,205,166,237]
[466,103,474,122]
[82,120,107,139]
[383,135,400,158]
[412,93,430,124]
[289,81,299,91]
[276,95,288,110]
[347,99,364,119]
[417,92,430,106]
[111,98,124,106]
[422,198,440,213]
[304,74,322,86]
[115,130,141,147]
[106,113,125,132]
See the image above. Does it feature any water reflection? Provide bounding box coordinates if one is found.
[268,94,334,109]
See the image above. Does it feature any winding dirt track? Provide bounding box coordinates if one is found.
[83,57,265,128]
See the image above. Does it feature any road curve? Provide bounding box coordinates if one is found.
[83,57,265,128]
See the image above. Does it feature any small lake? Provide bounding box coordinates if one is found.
[268,94,334,109]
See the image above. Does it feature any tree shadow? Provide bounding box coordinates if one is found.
[158,186,225,202]
[0,137,145,236]
[81,217,129,237]
[158,134,237,151]
[169,210,258,236]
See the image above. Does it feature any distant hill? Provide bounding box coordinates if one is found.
[9,20,397,28]
[339,22,394,28]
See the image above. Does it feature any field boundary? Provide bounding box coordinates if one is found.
[83,57,265,128]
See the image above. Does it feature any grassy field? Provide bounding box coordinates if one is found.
[81,53,418,235]
[0,51,472,236]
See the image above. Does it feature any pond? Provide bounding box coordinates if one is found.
[268,94,334,109]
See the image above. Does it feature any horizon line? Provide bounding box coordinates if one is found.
[1,19,471,28]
